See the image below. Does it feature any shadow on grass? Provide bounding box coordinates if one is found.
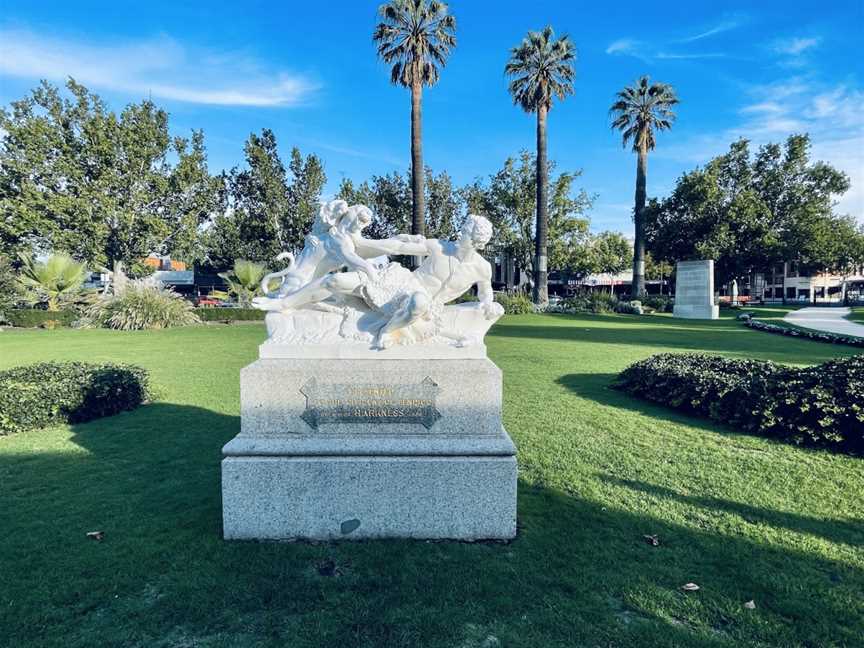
[490,314,860,365]
[598,475,864,548]
[1,402,862,647]
[554,371,730,438]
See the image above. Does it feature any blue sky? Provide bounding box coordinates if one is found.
[1,0,862,232]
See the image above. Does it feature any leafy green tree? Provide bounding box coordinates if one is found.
[644,135,851,286]
[0,80,219,268]
[286,147,326,251]
[505,26,576,305]
[17,252,89,311]
[336,167,459,241]
[645,252,674,295]
[218,259,268,307]
[373,0,457,240]
[462,151,592,286]
[0,255,21,320]
[336,173,411,240]
[207,132,325,269]
[590,231,633,292]
[609,76,679,297]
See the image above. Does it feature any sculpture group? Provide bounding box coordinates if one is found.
[252,200,504,354]
[224,199,517,541]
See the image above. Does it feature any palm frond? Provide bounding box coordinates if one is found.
[608,75,679,151]
[504,25,576,113]
[372,0,457,89]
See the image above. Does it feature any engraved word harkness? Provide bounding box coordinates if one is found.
[300,377,442,429]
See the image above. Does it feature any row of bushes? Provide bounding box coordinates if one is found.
[196,307,266,322]
[744,319,864,347]
[2,306,267,328]
[0,362,150,435]
[614,353,863,454]
[2,309,78,328]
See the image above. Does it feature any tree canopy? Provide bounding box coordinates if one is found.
[0,79,220,268]
[644,134,860,284]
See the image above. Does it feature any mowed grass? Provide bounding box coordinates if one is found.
[848,307,864,324]
[0,312,862,648]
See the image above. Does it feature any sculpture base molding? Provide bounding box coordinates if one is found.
[222,455,517,540]
[673,304,719,319]
[222,357,517,541]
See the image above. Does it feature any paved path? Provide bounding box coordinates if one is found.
[783,307,864,337]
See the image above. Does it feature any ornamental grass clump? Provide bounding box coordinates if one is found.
[614,353,863,454]
[84,281,200,330]
[0,362,150,435]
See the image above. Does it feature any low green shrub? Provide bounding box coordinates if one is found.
[642,295,674,313]
[745,319,864,347]
[84,282,200,330]
[0,362,150,435]
[557,292,622,314]
[614,353,864,454]
[195,307,267,322]
[5,309,77,328]
[495,292,534,315]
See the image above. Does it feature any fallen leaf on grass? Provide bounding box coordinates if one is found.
[744,600,756,609]
[680,583,700,592]
[643,534,660,546]
[86,531,105,541]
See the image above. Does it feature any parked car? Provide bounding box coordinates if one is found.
[195,296,222,307]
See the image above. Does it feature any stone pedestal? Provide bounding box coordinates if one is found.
[222,358,517,540]
[673,259,719,320]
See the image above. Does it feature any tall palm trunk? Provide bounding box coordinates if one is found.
[533,103,549,306]
[632,144,648,297]
[410,78,425,238]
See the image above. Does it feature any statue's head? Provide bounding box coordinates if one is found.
[459,214,494,250]
[342,205,374,234]
[313,200,350,235]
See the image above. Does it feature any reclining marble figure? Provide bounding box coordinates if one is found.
[252,199,504,354]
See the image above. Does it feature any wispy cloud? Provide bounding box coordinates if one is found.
[658,78,864,221]
[606,15,742,63]
[0,29,318,107]
[772,37,820,56]
[679,19,742,43]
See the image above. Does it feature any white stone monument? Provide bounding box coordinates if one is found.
[672,259,719,320]
[221,200,517,540]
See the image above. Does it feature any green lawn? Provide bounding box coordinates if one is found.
[1,313,862,648]
[848,307,864,324]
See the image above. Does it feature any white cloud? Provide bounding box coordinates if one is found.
[679,19,742,43]
[658,79,864,222]
[772,37,820,56]
[605,39,642,56]
[0,29,318,107]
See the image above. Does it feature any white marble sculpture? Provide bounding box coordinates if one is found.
[252,200,504,358]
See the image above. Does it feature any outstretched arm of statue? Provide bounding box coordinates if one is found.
[355,235,429,258]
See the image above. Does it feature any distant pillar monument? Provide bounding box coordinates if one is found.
[673,260,719,320]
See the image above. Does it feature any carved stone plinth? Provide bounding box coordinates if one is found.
[222,358,517,540]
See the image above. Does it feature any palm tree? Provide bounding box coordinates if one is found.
[17,252,89,311]
[505,26,575,306]
[609,76,679,297]
[218,260,268,307]
[373,0,457,243]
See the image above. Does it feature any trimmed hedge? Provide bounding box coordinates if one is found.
[614,353,864,454]
[745,319,864,347]
[4,309,77,328]
[195,307,266,322]
[0,362,150,435]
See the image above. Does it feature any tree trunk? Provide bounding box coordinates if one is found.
[632,145,648,297]
[410,80,424,238]
[533,104,549,306]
